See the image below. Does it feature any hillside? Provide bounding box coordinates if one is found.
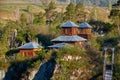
[0,0,120,80]
[58,0,117,7]
[0,3,110,22]
[0,0,117,7]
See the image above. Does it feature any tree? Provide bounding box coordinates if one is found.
[33,12,46,25]
[45,1,56,19]
[75,2,86,22]
[45,1,56,13]
[109,0,120,35]
[20,13,27,26]
[65,2,75,21]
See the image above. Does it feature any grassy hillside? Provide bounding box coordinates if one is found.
[0,1,120,79]
[0,3,110,22]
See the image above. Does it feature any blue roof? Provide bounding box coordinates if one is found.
[61,21,79,28]
[79,22,92,28]
[18,42,42,49]
[48,43,68,48]
[51,35,87,42]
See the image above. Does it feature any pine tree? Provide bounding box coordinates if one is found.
[33,12,45,25]
[65,2,75,21]
[75,2,86,22]
[20,13,27,26]
[45,1,56,13]
[45,1,56,20]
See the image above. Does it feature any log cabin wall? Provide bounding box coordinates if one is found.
[78,28,92,39]
[20,49,35,58]
[20,48,41,58]
[62,27,77,36]
[78,28,91,34]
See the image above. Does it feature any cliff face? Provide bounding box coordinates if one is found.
[33,59,56,80]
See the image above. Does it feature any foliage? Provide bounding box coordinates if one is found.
[36,34,53,47]
[46,1,56,12]
[89,21,113,33]
[36,49,47,59]
[58,45,86,56]
[97,36,119,47]
[64,2,75,21]
[0,1,120,79]
[75,3,86,22]
[113,48,120,80]
[33,12,46,25]
[109,0,120,35]
[20,13,28,26]
[51,45,103,80]
[45,1,56,19]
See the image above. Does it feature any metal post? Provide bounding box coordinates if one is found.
[111,48,115,72]
[111,48,115,64]
[103,47,107,80]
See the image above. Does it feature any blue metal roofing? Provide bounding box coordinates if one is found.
[51,35,87,42]
[79,22,92,28]
[61,21,79,28]
[18,42,42,49]
[48,43,68,48]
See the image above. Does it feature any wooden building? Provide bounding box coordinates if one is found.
[18,42,42,58]
[50,21,87,47]
[78,22,92,39]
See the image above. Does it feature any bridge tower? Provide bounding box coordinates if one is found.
[103,47,115,80]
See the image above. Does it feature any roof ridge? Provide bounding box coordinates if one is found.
[51,35,86,42]
[18,42,41,49]
[79,22,92,28]
[61,21,78,27]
